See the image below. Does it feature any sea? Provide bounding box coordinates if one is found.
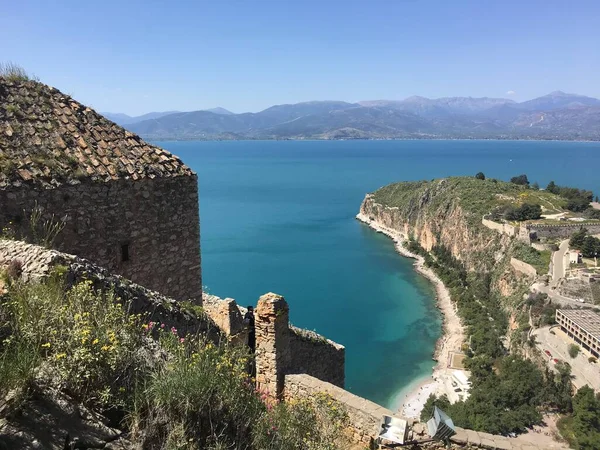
[157,139,600,409]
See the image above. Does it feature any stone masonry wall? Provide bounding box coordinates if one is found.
[255,294,345,401]
[284,373,393,446]
[481,218,517,237]
[289,326,345,387]
[510,257,540,279]
[522,223,600,242]
[255,293,292,401]
[284,374,555,450]
[0,240,216,340]
[0,176,202,304]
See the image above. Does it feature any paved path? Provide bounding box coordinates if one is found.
[591,202,600,210]
[551,239,570,286]
[533,326,600,391]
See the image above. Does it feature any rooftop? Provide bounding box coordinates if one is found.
[0,78,193,189]
[558,309,600,340]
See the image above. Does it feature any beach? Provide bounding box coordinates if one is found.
[356,212,466,419]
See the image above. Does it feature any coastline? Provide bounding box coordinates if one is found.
[355,212,465,419]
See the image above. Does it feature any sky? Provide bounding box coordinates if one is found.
[2,0,600,115]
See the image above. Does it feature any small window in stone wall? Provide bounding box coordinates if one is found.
[121,243,130,262]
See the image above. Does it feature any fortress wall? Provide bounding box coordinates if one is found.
[289,326,345,387]
[510,257,539,279]
[0,240,215,340]
[481,218,517,237]
[526,223,600,240]
[0,175,202,304]
[283,373,391,446]
[255,294,345,401]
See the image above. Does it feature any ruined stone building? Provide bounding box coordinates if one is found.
[0,78,201,303]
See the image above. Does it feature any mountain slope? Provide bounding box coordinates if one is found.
[124,92,600,141]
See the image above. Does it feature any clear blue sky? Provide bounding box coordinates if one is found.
[3,0,599,115]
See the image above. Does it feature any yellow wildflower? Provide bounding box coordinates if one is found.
[55,353,67,359]
[92,338,99,345]
[41,342,51,348]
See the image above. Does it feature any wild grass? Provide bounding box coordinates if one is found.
[0,270,347,449]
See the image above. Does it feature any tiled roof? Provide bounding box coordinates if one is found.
[0,78,193,189]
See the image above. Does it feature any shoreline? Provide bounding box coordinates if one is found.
[356,212,465,419]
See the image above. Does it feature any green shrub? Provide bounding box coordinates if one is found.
[568,344,580,359]
[588,356,597,364]
[129,331,347,449]
[2,276,145,408]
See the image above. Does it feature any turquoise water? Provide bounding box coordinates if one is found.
[157,140,600,408]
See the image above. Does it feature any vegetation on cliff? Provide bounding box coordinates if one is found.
[0,269,347,449]
[371,176,567,228]
[371,176,595,436]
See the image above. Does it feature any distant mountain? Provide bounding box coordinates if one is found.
[516,91,600,111]
[122,92,600,141]
[359,96,516,117]
[102,111,180,126]
[102,108,232,126]
[204,107,234,115]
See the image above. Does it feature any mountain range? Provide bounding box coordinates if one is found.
[106,91,600,141]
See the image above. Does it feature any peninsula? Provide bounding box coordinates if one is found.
[357,175,600,448]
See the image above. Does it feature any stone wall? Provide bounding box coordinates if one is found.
[203,293,249,345]
[0,240,216,340]
[510,257,539,279]
[255,294,345,401]
[0,176,202,304]
[521,222,600,243]
[283,373,392,446]
[289,326,345,387]
[284,374,558,450]
[481,218,517,237]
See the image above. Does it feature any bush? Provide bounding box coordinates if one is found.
[2,274,348,449]
[505,203,542,221]
[568,344,580,359]
[130,330,347,449]
[510,174,529,186]
[2,276,145,409]
[475,172,485,180]
[588,356,597,364]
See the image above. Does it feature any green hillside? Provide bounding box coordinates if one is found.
[372,176,567,223]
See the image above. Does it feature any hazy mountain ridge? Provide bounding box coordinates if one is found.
[118,92,600,140]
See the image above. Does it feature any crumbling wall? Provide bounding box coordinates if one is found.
[481,218,517,237]
[510,257,539,279]
[255,294,345,401]
[289,326,345,387]
[284,373,392,446]
[0,240,214,340]
[0,176,201,304]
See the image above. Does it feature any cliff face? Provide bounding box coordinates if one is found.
[359,192,508,273]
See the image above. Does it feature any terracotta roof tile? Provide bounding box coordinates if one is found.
[0,78,193,188]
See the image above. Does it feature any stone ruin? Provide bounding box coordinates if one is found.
[0,78,202,304]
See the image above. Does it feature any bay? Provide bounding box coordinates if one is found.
[157,139,600,408]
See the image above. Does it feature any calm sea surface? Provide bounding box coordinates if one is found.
[157,140,600,408]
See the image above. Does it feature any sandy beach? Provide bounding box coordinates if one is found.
[356,212,465,419]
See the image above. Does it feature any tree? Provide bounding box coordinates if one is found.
[505,203,542,221]
[475,172,486,180]
[547,181,557,193]
[570,228,588,250]
[595,195,599,203]
[511,174,529,186]
[571,386,600,449]
[532,182,540,190]
[568,344,580,359]
[420,394,451,422]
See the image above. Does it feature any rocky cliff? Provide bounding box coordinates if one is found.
[358,179,513,272]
